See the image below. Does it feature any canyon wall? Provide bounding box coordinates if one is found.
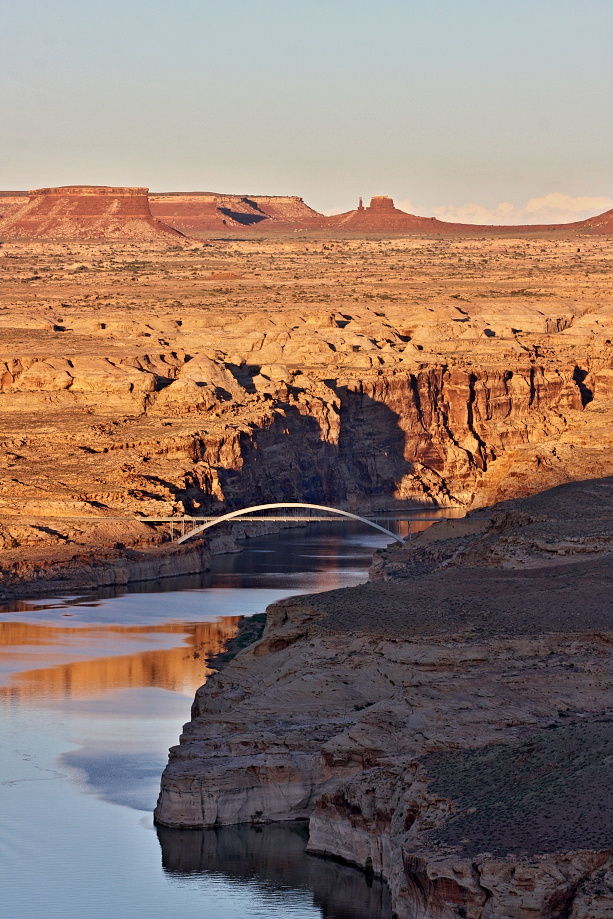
[0,235,612,596]
[155,476,613,918]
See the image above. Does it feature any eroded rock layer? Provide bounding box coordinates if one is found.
[149,192,322,234]
[0,186,183,240]
[156,476,613,918]
[1,234,613,595]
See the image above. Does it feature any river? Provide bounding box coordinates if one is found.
[0,518,438,919]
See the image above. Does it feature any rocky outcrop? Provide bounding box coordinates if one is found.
[326,196,447,233]
[4,187,613,236]
[149,192,322,235]
[155,476,613,918]
[0,537,212,597]
[0,191,29,220]
[0,186,184,240]
[325,195,613,236]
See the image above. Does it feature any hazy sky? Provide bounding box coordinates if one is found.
[1,0,612,221]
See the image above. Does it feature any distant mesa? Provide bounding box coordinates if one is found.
[370,195,397,210]
[1,186,612,239]
[0,186,184,240]
[149,192,322,234]
[326,195,613,235]
[325,195,446,232]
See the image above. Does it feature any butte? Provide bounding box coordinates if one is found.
[0,185,184,241]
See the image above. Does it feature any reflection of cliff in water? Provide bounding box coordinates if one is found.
[157,822,393,919]
[0,618,239,701]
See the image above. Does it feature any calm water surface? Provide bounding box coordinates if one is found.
[0,519,440,919]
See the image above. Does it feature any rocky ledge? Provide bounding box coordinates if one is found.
[155,476,613,918]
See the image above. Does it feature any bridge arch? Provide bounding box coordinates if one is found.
[175,502,405,545]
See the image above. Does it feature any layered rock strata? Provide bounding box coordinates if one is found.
[0,191,29,221]
[1,235,613,596]
[4,188,613,236]
[156,476,613,918]
[0,186,183,240]
[149,192,322,235]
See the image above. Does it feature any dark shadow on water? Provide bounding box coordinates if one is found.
[157,822,393,919]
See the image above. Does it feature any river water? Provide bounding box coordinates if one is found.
[0,518,438,919]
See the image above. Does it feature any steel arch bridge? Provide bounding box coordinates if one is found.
[172,502,405,545]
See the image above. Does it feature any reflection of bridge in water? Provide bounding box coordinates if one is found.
[140,502,445,544]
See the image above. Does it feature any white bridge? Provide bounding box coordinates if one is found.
[140,503,416,544]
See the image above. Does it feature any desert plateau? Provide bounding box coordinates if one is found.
[1,193,613,596]
[2,185,613,919]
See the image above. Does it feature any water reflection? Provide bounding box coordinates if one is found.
[1,521,449,918]
[0,619,240,701]
[158,822,393,919]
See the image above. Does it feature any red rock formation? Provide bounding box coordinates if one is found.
[150,192,322,234]
[325,195,446,233]
[325,195,613,236]
[0,186,184,240]
[0,191,29,220]
[5,186,613,236]
[150,193,247,234]
[577,206,613,233]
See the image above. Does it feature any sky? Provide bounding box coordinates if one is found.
[1,0,612,222]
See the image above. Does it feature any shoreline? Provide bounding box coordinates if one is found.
[155,477,613,919]
[0,538,214,602]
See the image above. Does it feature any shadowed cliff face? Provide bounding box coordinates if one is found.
[167,363,583,513]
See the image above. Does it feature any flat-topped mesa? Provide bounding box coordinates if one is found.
[0,185,184,240]
[149,192,323,234]
[368,195,396,210]
[0,191,29,221]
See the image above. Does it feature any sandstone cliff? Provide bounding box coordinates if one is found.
[5,188,613,237]
[149,192,322,235]
[155,476,613,918]
[1,234,613,596]
[0,191,29,221]
[0,186,184,240]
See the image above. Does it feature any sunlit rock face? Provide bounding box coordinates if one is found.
[325,194,613,236]
[155,476,613,918]
[1,234,613,598]
[0,186,183,240]
[149,192,322,234]
[326,195,445,232]
[580,206,613,233]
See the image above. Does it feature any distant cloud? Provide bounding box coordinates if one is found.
[397,193,613,226]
